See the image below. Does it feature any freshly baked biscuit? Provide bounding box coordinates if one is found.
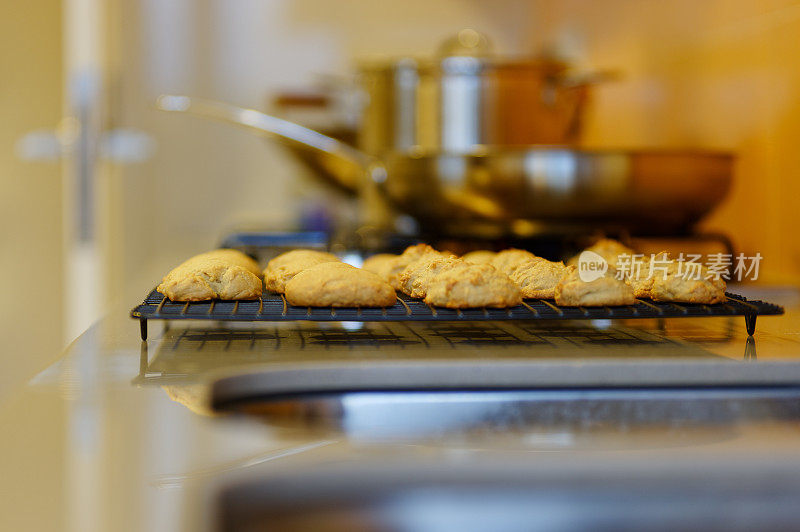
[567,238,635,269]
[193,249,261,277]
[649,261,726,304]
[555,265,635,306]
[158,257,262,301]
[398,255,460,298]
[284,262,397,307]
[424,262,522,308]
[385,244,445,290]
[362,253,398,281]
[508,259,568,299]
[263,249,340,293]
[491,248,540,275]
[627,251,669,299]
[462,250,496,265]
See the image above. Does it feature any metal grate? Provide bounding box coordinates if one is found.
[131,290,783,340]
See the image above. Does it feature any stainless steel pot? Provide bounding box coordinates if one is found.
[156,96,733,236]
[357,29,602,156]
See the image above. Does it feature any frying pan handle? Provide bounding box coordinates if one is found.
[155,95,384,183]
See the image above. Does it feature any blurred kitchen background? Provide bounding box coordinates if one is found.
[3,0,800,399]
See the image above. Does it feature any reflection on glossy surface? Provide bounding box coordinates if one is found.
[138,320,720,387]
[745,335,757,361]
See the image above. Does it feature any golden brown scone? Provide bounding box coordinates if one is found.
[425,262,522,308]
[627,251,669,299]
[630,272,654,299]
[158,257,262,301]
[491,248,540,275]
[462,250,496,265]
[263,249,340,293]
[555,265,635,306]
[284,262,396,307]
[362,253,397,281]
[649,261,727,304]
[193,249,261,277]
[385,244,445,290]
[398,255,460,298]
[508,259,568,299]
[567,238,635,269]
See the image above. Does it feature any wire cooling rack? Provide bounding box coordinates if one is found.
[131,289,783,340]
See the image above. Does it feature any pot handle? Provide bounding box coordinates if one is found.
[155,95,387,188]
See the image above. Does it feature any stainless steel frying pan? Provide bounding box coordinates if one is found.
[156,95,733,235]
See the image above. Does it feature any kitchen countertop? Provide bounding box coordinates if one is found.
[3,289,800,532]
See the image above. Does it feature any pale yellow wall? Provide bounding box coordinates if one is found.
[533,0,800,283]
[0,3,64,398]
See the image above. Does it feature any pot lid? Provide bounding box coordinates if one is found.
[358,29,569,74]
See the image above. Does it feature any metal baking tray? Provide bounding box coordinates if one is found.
[131,290,783,340]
